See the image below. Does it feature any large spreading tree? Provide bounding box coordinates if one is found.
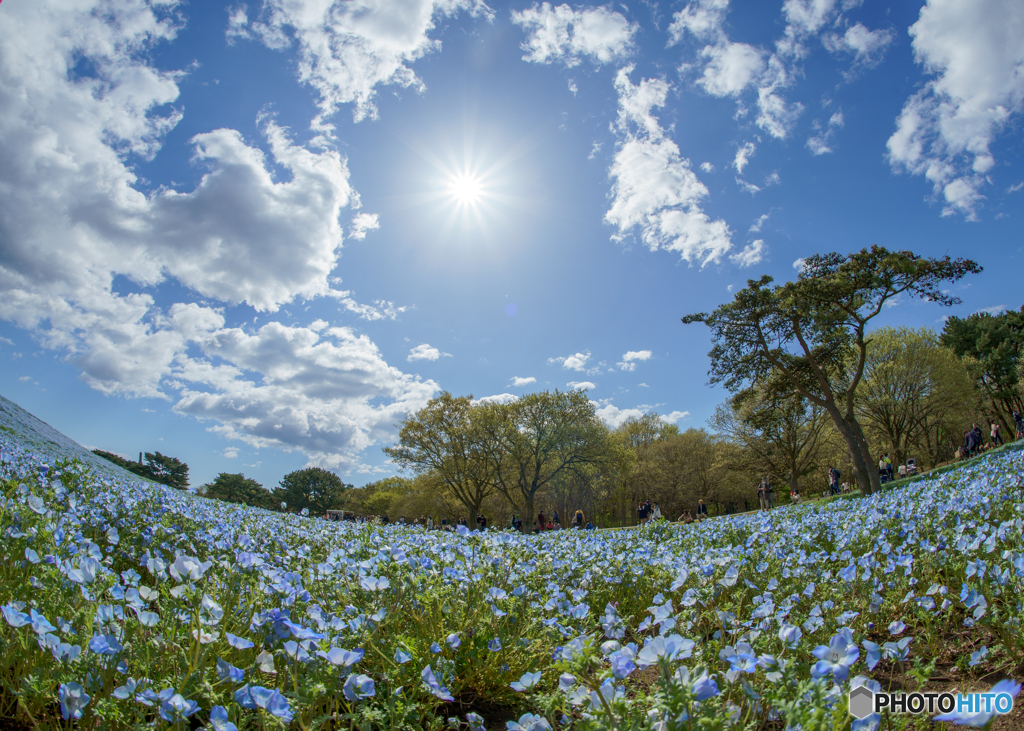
[479,389,608,533]
[383,392,500,525]
[683,246,980,495]
[275,467,351,515]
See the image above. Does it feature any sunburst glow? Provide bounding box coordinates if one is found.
[446,173,484,205]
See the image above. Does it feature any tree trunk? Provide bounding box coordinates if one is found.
[822,401,878,495]
[849,416,880,494]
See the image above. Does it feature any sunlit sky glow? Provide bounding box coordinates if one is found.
[0,0,1022,488]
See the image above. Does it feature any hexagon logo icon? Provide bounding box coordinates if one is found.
[849,686,875,720]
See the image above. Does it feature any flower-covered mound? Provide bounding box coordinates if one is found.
[0,394,1022,730]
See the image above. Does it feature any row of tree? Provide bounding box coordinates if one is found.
[93,450,190,490]
[359,247,1020,531]
[96,248,1020,531]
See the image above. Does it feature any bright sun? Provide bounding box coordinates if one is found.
[447,173,483,205]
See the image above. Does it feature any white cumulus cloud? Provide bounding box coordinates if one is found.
[729,239,766,267]
[512,2,638,67]
[886,0,1024,218]
[408,343,451,361]
[0,0,438,469]
[510,376,537,386]
[236,0,493,126]
[567,381,596,390]
[617,349,652,371]
[549,350,592,371]
[605,67,734,267]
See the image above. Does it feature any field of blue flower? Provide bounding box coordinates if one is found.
[1,395,1022,731]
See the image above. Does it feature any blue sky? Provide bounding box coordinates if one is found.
[1,0,1022,490]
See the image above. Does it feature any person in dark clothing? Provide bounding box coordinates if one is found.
[696,499,708,519]
[1014,411,1024,439]
[972,423,984,451]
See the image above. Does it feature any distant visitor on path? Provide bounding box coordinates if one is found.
[652,502,662,521]
[991,421,1004,446]
[574,508,584,528]
[696,499,708,520]
[757,479,769,511]
[678,510,693,524]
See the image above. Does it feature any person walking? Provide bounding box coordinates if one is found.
[757,480,768,511]
[757,477,773,509]
[991,421,1004,446]
[827,466,840,495]
[884,454,894,481]
[573,508,584,529]
[1014,411,1024,440]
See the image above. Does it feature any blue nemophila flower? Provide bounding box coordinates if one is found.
[29,609,56,635]
[208,706,239,731]
[888,620,906,635]
[489,587,508,601]
[810,630,859,683]
[234,685,293,722]
[507,712,552,731]
[691,673,720,701]
[558,673,576,692]
[159,693,200,723]
[359,576,390,591]
[488,638,502,652]
[2,604,30,628]
[394,648,412,664]
[446,633,461,649]
[319,647,364,667]
[200,595,224,625]
[89,633,123,656]
[112,677,146,700]
[636,635,695,669]
[52,641,82,664]
[779,624,802,648]
[216,658,245,684]
[881,636,913,662]
[466,711,486,731]
[59,682,90,720]
[862,640,881,671]
[934,678,1021,727]
[609,648,636,679]
[968,646,988,667]
[342,674,375,701]
[421,666,454,702]
[510,671,541,692]
[431,642,442,654]
[224,632,254,650]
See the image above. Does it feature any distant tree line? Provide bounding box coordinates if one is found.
[363,247,1020,528]
[93,448,352,516]
[92,248,1021,528]
[92,450,190,490]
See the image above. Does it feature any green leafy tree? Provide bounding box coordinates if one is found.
[92,449,189,489]
[275,467,351,515]
[384,392,501,525]
[479,389,608,533]
[142,452,189,489]
[202,473,273,509]
[857,326,978,467]
[940,306,1024,433]
[710,389,828,497]
[683,246,981,495]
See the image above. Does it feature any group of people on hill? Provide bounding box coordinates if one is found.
[958,419,1016,459]
[677,499,708,524]
[508,509,594,531]
[637,499,663,524]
